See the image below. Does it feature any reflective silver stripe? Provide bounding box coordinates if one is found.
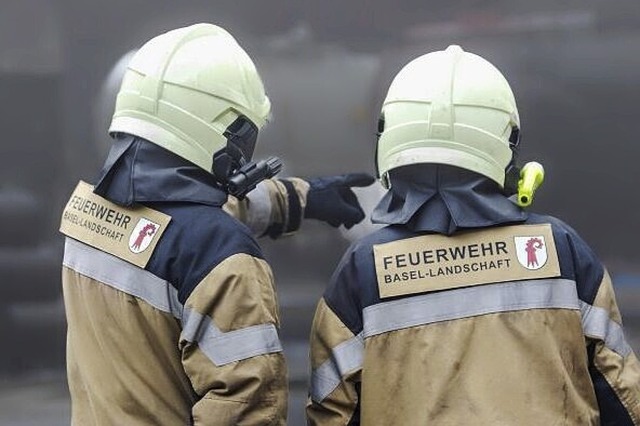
[64,238,283,366]
[580,301,632,357]
[181,307,283,366]
[363,279,580,338]
[63,237,183,319]
[244,181,272,237]
[311,332,364,403]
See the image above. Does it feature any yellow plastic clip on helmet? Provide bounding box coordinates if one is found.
[376,45,520,189]
[109,23,271,176]
[516,161,545,207]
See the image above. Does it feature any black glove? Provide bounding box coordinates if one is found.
[305,173,376,229]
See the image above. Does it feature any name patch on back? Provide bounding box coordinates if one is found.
[59,181,171,268]
[373,224,560,298]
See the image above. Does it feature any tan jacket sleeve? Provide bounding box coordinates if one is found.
[179,253,288,425]
[223,178,309,238]
[585,269,640,423]
[307,298,362,426]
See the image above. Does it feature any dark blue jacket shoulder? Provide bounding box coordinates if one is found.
[325,214,605,335]
[145,202,264,303]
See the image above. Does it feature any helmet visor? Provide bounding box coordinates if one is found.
[223,116,259,164]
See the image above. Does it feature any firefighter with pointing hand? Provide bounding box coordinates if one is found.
[59,23,372,425]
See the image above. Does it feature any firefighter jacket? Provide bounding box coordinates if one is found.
[59,136,307,425]
[307,165,640,425]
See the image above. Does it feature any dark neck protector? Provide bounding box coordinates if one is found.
[93,134,228,207]
[372,164,527,235]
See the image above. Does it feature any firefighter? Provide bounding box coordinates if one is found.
[307,45,640,425]
[59,23,372,425]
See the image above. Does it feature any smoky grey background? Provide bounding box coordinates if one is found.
[1,0,640,424]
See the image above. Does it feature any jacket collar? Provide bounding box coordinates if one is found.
[371,164,527,235]
[93,134,228,207]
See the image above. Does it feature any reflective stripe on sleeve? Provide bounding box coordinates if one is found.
[363,279,580,338]
[181,306,283,366]
[63,237,183,318]
[64,237,283,366]
[245,181,273,237]
[310,332,364,403]
[580,301,632,357]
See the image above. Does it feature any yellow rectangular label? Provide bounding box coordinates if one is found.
[59,181,171,268]
[374,224,560,298]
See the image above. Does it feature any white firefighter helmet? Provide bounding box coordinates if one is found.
[376,45,520,188]
[109,23,271,175]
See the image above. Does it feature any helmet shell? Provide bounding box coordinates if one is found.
[109,23,271,172]
[377,45,519,188]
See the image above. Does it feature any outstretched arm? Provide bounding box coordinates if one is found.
[224,174,375,238]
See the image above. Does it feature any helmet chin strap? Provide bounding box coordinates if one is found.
[503,163,521,196]
[374,115,385,180]
[376,114,394,188]
[502,125,522,196]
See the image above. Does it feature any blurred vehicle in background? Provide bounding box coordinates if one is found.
[1,3,640,424]
[0,1,67,372]
[2,0,640,382]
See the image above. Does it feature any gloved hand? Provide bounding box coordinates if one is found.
[304,173,376,229]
